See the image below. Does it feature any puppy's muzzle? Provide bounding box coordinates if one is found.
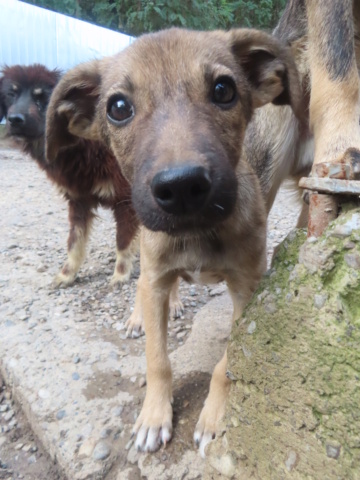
[151,166,212,215]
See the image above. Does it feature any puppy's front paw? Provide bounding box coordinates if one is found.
[125,311,144,338]
[133,399,173,452]
[194,393,227,457]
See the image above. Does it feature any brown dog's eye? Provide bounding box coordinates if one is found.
[107,95,134,125]
[212,77,237,106]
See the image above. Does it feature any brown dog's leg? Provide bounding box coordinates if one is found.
[133,262,176,451]
[111,202,138,285]
[306,0,360,167]
[53,200,94,287]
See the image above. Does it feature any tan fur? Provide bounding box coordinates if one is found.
[306,0,360,167]
[45,27,301,453]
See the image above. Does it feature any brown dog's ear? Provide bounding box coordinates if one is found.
[0,77,6,123]
[230,29,302,117]
[45,60,102,162]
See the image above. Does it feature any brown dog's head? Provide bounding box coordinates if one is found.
[1,64,61,139]
[46,28,301,235]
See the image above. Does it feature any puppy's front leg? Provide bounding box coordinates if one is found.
[133,268,176,452]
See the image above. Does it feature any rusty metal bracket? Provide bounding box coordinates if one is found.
[299,154,360,237]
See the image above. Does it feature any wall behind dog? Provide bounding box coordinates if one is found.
[0,0,133,71]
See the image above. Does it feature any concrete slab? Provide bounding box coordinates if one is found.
[0,147,300,479]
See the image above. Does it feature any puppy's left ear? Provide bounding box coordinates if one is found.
[45,59,102,162]
[230,29,302,117]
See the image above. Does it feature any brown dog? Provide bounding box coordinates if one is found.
[247,0,360,227]
[0,64,138,287]
[45,27,302,454]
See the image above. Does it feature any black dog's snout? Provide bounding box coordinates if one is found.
[8,114,26,126]
[151,166,212,215]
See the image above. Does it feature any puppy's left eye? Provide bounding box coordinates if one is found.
[212,77,237,106]
[107,95,134,125]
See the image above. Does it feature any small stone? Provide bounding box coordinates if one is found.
[72,372,80,381]
[0,405,9,413]
[38,389,50,400]
[28,454,37,464]
[344,253,360,270]
[0,436,6,448]
[314,294,327,309]
[285,293,293,303]
[18,310,29,321]
[93,441,111,460]
[72,356,81,364]
[285,450,298,471]
[264,302,277,314]
[22,444,32,452]
[247,321,256,334]
[242,346,252,358]
[231,416,239,427]
[209,453,237,478]
[130,376,137,383]
[177,331,187,339]
[111,406,123,417]
[15,443,24,450]
[209,284,227,296]
[78,438,96,457]
[138,377,146,388]
[326,443,341,459]
[56,410,66,420]
[100,428,112,439]
[36,265,47,273]
[4,410,14,422]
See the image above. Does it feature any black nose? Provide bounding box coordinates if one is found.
[8,114,26,126]
[151,166,212,215]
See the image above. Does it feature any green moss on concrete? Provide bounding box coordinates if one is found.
[206,208,360,480]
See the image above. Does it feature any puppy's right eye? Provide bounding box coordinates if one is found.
[107,95,134,125]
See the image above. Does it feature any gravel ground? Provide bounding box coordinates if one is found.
[0,142,301,480]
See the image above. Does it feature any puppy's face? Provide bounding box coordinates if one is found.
[46,28,301,235]
[1,66,60,140]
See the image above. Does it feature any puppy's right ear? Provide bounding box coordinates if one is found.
[45,60,102,162]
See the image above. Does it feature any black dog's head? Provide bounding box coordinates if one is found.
[0,64,61,139]
[46,28,301,236]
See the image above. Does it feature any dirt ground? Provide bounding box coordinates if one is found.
[0,137,300,480]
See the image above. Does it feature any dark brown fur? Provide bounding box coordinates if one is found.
[0,64,138,286]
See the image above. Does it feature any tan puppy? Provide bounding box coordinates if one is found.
[45,28,301,454]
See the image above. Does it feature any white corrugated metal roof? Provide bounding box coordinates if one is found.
[0,0,133,71]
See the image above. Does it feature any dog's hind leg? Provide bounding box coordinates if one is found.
[125,276,182,337]
[53,199,94,287]
[306,0,360,167]
[111,201,139,285]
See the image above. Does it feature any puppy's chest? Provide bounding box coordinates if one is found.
[167,235,238,284]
